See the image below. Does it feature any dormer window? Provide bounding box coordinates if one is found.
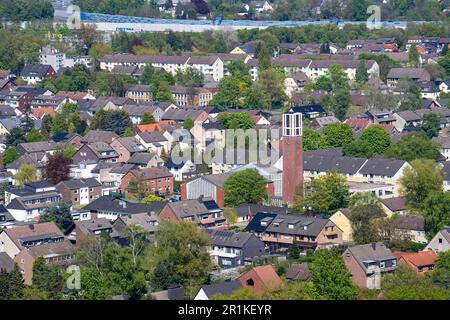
[380,261,385,269]
[288,224,294,229]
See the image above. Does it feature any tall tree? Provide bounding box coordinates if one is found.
[421,113,440,139]
[14,164,38,187]
[408,44,420,67]
[2,146,20,166]
[385,132,441,162]
[42,153,72,185]
[223,169,268,207]
[321,123,354,148]
[140,112,155,125]
[310,249,358,300]
[432,251,450,291]
[400,159,443,208]
[355,60,369,84]
[421,191,450,240]
[304,171,350,216]
[32,257,63,298]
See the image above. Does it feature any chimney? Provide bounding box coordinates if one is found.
[198,195,204,203]
[28,224,34,230]
[371,242,376,250]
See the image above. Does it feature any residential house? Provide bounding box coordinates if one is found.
[288,104,326,120]
[56,178,102,206]
[386,68,431,88]
[343,242,397,289]
[170,86,215,107]
[245,213,343,252]
[123,104,165,124]
[394,251,437,275]
[124,84,152,102]
[6,189,62,222]
[112,211,161,242]
[0,222,64,258]
[127,152,164,168]
[424,227,450,253]
[194,280,242,300]
[284,72,311,98]
[432,136,450,161]
[191,121,226,151]
[286,263,311,282]
[82,130,119,144]
[329,208,353,243]
[110,137,147,163]
[159,198,225,229]
[16,141,60,156]
[206,229,265,269]
[72,218,113,244]
[393,110,422,132]
[0,91,32,111]
[230,43,257,57]
[165,158,196,181]
[21,64,57,85]
[82,195,165,221]
[186,56,224,82]
[0,205,15,228]
[380,197,408,217]
[120,167,173,196]
[72,142,119,165]
[235,204,292,224]
[310,116,340,130]
[14,241,75,285]
[238,265,282,295]
[161,108,209,124]
[135,131,170,155]
[393,214,427,243]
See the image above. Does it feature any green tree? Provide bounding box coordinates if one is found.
[213,287,260,300]
[310,249,358,300]
[398,81,422,111]
[421,191,450,240]
[408,44,420,67]
[183,118,194,130]
[223,169,268,207]
[140,64,156,85]
[438,51,450,76]
[400,159,443,208]
[313,76,332,92]
[32,256,63,298]
[2,146,20,166]
[355,60,369,84]
[145,221,211,296]
[288,243,300,260]
[0,265,24,300]
[140,112,155,125]
[432,251,450,291]
[385,132,441,161]
[175,67,204,87]
[421,113,440,139]
[257,43,271,72]
[349,203,385,245]
[350,0,370,21]
[344,126,391,158]
[252,68,287,109]
[304,171,350,216]
[90,110,133,136]
[40,202,74,233]
[14,164,38,187]
[321,123,354,148]
[26,128,46,142]
[210,75,250,109]
[218,112,254,130]
[88,43,113,69]
[325,64,351,120]
[303,129,322,151]
[382,265,447,300]
[5,127,26,147]
[152,80,174,102]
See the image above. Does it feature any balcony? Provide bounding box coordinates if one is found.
[260,235,294,245]
[200,216,215,225]
[323,229,338,236]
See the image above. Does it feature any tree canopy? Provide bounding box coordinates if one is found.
[223,169,268,207]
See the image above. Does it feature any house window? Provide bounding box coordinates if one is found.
[380,261,385,268]
[246,278,254,286]
[418,266,423,272]
[439,238,443,244]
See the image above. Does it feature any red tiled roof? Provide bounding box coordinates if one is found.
[31,107,57,119]
[5,222,63,249]
[394,251,437,268]
[345,118,370,129]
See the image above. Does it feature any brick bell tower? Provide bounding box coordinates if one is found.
[282,110,303,205]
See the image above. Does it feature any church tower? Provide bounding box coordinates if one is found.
[282,111,303,205]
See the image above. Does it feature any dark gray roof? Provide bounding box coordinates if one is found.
[346,242,395,273]
[303,153,367,175]
[444,162,450,181]
[109,163,136,175]
[83,130,119,144]
[0,252,15,272]
[21,64,53,78]
[82,196,165,215]
[358,158,407,176]
[381,197,407,212]
[235,204,292,217]
[200,280,242,298]
[393,214,424,231]
[137,131,167,143]
[58,178,101,189]
[264,214,329,237]
[286,263,311,281]
[206,230,254,248]
[128,152,158,165]
[387,68,427,79]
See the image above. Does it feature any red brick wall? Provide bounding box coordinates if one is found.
[159,204,179,222]
[266,181,275,197]
[282,136,303,204]
[181,182,187,200]
[216,187,224,208]
[343,249,368,289]
[238,270,265,295]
